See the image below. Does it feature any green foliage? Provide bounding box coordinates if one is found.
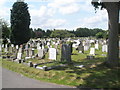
[96,30,108,39]
[34,28,45,38]
[44,29,52,38]
[96,32,104,39]
[75,28,104,37]
[29,28,36,38]
[10,1,31,45]
[0,19,10,44]
[91,0,105,12]
[50,30,75,39]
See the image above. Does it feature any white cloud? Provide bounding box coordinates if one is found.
[0,0,7,6]
[0,0,11,26]
[31,17,66,29]
[48,0,80,15]
[78,9,108,29]
[41,19,66,28]
[59,3,80,15]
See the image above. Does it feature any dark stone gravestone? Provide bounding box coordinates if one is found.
[61,44,71,63]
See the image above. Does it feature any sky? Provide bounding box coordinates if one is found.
[0,0,119,31]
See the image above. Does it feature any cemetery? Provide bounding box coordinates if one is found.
[1,0,120,88]
[1,37,120,88]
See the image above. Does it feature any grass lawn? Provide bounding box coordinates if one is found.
[1,44,120,88]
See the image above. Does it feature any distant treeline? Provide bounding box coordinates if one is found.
[30,27,108,39]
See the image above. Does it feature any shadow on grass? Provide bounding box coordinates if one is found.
[76,63,120,88]
[72,57,120,88]
[52,57,120,88]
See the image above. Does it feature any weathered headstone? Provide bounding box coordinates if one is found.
[90,48,95,55]
[102,44,108,52]
[38,48,44,59]
[78,43,84,53]
[17,48,22,60]
[49,48,57,60]
[95,43,99,50]
[16,45,19,50]
[4,44,8,53]
[84,45,89,51]
[61,44,71,63]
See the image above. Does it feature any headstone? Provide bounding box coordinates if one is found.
[30,48,32,57]
[90,48,95,55]
[102,44,108,52]
[84,45,89,51]
[26,49,29,57]
[4,44,8,53]
[77,43,84,53]
[95,43,99,50]
[61,44,71,63]
[16,45,19,50]
[17,52,22,60]
[38,49,44,59]
[49,48,57,60]
[11,44,14,52]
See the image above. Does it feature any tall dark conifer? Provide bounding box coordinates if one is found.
[10,1,31,45]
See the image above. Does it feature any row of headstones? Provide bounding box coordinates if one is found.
[1,42,108,61]
[76,42,108,54]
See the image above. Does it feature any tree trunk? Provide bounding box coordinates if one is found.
[104,2,119,67]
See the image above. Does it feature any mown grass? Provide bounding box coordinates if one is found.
[1,44,120,88]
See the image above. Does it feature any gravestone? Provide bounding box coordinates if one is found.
[16,45,19,50]
[84,42,89,51]
[17,52,22,60]
[38,48,44,59]
[90,48,95,55]
[61,44,71,63]
[29,48,32,57]
[102,44,108,52]
[77,42,84,53]
[95,43,99,50]
[49,48,56,60]
[4,44,8,53]
[11,44,14,52]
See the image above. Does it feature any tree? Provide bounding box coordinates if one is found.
[10,1,31,45]
[34,28,45,38]
[0,18,10,44]
[96,32,104,39]
[29,28,35,38]
[92,0,120,67]
[50,30,75,39]
[45,29,52,38]
[75,27,104,37]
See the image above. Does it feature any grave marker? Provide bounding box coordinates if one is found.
[38,48,44,59]
[61,44,71,63]
[90,48,95,55]
[49,48,57,60]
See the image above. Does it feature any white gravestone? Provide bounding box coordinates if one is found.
[90,48,95,55]
[16,45,19,50]
[4,44,8,53]
[102,45,108,52]
[95,43,99,50]
[84,45,89,51]
[49,48,57,60]
[38,49,44,58]
[17,52,22,60]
